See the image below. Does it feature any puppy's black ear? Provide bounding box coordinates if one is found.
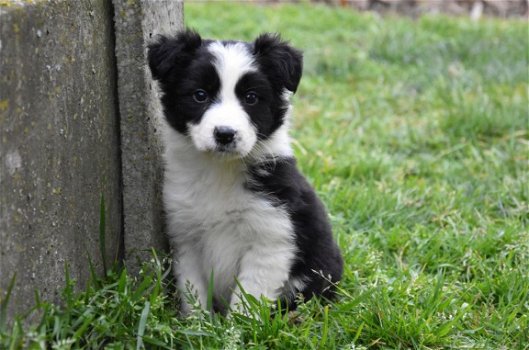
[253,33,303,93]
[148,29,202,83]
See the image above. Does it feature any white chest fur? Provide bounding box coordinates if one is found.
[162,129,296,311]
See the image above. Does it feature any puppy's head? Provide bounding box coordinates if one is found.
[148,29,302,158]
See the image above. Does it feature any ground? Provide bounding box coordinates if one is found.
[1,3,528,349]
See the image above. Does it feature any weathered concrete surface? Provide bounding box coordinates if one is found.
[0,0,122,317]
[112,0,183,269]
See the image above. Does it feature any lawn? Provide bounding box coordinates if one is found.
[2,3,528,349]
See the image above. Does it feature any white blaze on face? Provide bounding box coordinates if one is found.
[188,41,258,157]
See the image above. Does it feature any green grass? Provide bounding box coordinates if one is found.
[2,3,528,349]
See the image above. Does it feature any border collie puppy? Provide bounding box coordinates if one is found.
[148,29,343,315]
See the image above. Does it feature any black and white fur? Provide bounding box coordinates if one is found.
[148,30,343,315]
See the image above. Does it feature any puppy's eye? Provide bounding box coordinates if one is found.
[193,89,209,103]
[244,92,258,105]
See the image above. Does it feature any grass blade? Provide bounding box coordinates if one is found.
[207,270,214,312]
[0,274,16,333]
[136,301,150,350]
[319,305,329,348]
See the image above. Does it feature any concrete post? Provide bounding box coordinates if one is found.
[0,0,122,317]
[0,0,184,319]
[112,0,184,270]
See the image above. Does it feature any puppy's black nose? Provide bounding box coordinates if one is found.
[214,126,236,145]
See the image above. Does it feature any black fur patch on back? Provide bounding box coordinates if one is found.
[247,157,344,306]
